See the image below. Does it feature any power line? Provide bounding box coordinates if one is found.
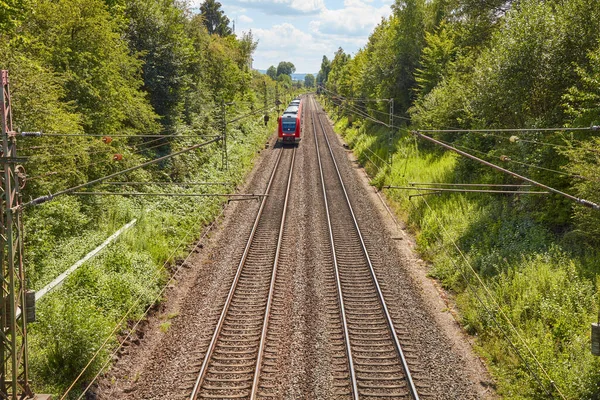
[436,137,597,182]
[412,131,600,210]
[104,181,232,186]
[409,182,532,187]
[72,192,264,199]
[21,136,222,209]
[385,186,548,195]
[418,126,599,134]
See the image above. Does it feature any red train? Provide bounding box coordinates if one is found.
[278,98,302,144]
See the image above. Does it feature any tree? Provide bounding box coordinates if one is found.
[304,74,315,88]
[0,0,25,31]
[276,61,296,77]
[277,73,292,89]
[200,0,231,36]
[126,0,191,128]
[266,65,277,79]
[317,55,331,85]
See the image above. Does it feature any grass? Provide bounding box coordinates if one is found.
[325,102,600,399]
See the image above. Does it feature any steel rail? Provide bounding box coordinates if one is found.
[189,146,295,400]
[311,96,359,400]
[250,147,296,399]
[315,96,420,400]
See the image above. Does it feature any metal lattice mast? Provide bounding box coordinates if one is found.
[0,70,32,400]
[388,98,394,165]
[220,102,228,171]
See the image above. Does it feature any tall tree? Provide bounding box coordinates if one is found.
[276,61,296,77]
[304,73,315,88]
[266,65,277,79]
[200,0,231,36]
[317,55,331,86]
[126,0,191,128]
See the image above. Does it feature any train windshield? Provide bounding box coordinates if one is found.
[282,119,296,133]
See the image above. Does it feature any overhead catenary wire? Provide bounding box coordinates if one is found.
[385,186,548,195]
[104,181,232,186]
[332,97,390,128]
[409,182,532,187]
[418,126,600,134]
[72,192,264,199]
[227,103,275,124]
[319,86,412,124]
[435,136,597,182]
[412,130,600,210]
[21,136,222,209]
[24,135,216,184]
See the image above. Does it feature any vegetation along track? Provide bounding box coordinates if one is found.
[310,95,421,400]
[189,144,296,400]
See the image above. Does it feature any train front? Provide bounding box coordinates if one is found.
[278,104,301,143]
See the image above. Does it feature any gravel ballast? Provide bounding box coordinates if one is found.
[95,95,497,399]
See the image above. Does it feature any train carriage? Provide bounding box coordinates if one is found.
[278,98,302,144]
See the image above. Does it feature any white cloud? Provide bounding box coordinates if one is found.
[228,0,325,16]
[252,23,334,72]
[310,0,391,37]
[238,14,254,23]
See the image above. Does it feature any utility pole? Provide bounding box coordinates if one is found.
[275,83,280,114]
[0,70,34,400]
[263,80,268,111]
[388,98,394,165]
[220,101,227,171]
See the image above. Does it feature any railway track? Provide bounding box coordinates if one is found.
[310,96,420,400]
[189,145,296,400]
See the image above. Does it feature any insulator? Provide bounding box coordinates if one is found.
[509,135,519,143]
[102,136,113,144]
[113,154,123,161]
[500,155,511,162]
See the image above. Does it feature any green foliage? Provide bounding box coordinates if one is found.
[414,22,456,98]
[316,55,330,86]
[276,61,296,77]
[304,73,315,88]
[199,0,232,36]
[30,297,115,395]
[25,0,159,137]
[266,65,277,80]
[125,0,191,127]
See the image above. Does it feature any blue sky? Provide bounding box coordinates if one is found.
[193,0,393,74]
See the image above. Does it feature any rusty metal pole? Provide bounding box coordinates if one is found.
[0,70,33,400]
[221,101,227,171]
[388,98,394,165]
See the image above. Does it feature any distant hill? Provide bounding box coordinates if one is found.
[256,69,316,82]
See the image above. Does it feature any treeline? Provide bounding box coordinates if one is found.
[0,0,283,198]
[318,0,600,398]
